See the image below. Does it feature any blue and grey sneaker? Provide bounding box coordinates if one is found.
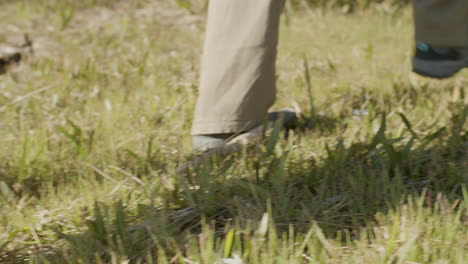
[412,42,468,79]
[192,108,296,153]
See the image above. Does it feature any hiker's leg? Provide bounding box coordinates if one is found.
[413,0,468,46]
[191,0,286,136]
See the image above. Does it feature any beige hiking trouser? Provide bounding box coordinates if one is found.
[413,0,468,46]
[191,0,285,135]
[192,0,467,136]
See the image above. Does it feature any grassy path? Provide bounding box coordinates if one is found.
[0,1,466,263]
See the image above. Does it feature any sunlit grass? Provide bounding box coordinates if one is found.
[0,0,466,263]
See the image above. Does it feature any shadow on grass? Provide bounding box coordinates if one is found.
[3,106,466,263]
[295,112,341,134]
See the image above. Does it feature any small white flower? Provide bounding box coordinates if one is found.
[104,99,112,112]
[222,257,243,264]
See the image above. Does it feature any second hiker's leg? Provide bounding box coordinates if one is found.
[192,0,285,136]
[413,0,468,46]
[412,0,468,78]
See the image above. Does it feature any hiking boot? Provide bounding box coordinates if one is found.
[412,42,468,79]
[192,108,296,153]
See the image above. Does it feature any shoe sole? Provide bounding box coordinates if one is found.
[412,57,467,79]
[214,109,296,153]
[228,109,295,145]
[193,109,296,154]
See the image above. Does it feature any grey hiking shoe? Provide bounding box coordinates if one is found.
[192,109,296,153]
[192,133,234,153]
[412,42,468,79]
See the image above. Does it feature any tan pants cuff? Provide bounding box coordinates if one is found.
[415,28,468,47]
[413,0,468,47]
[191,120,260,136]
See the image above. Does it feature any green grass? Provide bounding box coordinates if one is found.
[0,0,467,263]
